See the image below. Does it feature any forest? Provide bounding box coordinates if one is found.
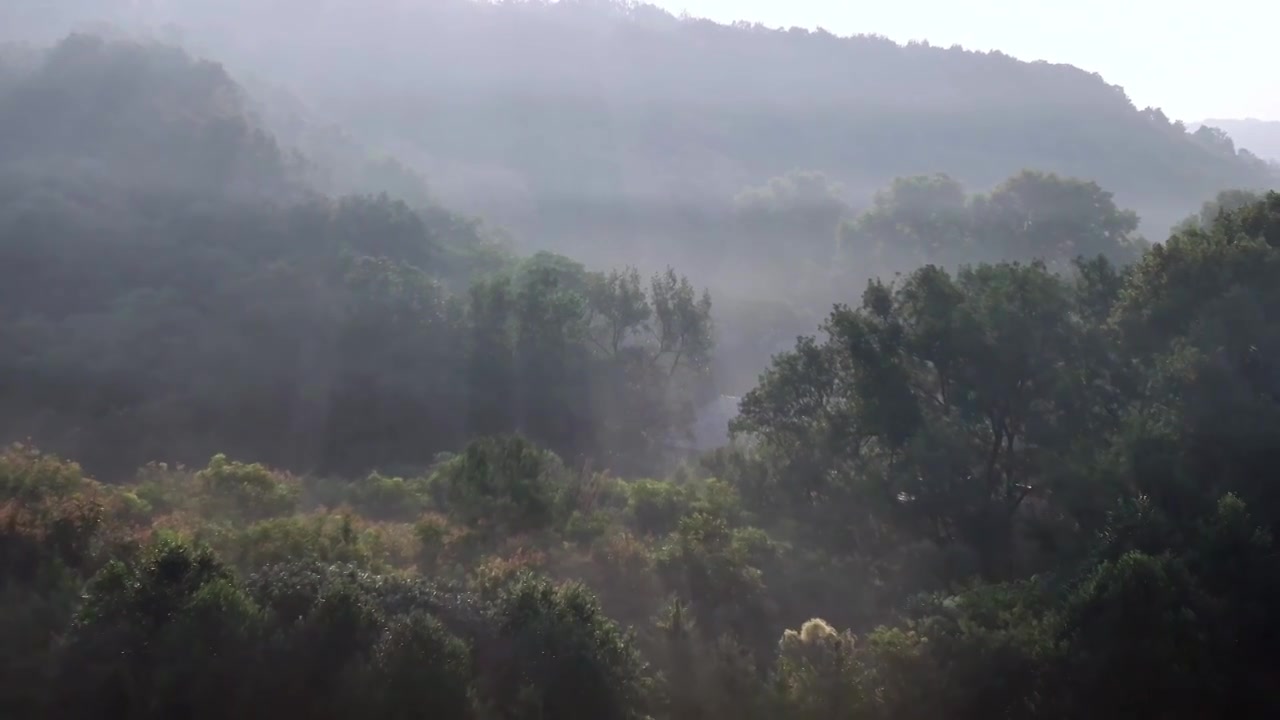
[3,3,1280,719]
[1198,119,1280,165]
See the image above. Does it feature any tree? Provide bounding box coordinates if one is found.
[432,436,567,537]
[972,171,1143,266]
[649,268,714,380]
[839,171,1144,279]
[52,538,260,720]
[479,574,652,720]
[839,173,970,268]
[733,171,849,270]
[737,261,1104,578]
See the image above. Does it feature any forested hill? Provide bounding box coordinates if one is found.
[0,34,303,199]
[1197,119,1280,162]
[11,7,1280,720]
[2,0,1271,248]
[0,35,715,480]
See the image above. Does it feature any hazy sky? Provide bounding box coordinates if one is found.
[653,0,1278,121]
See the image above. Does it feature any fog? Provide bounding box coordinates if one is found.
[1195,119,1280,163]
[7,1,1275,398]
[5,3,1280,719]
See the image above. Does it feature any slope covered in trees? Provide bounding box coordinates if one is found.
[12,1,1278,393]
[0,34,303,198]
[2,1,1274,253]
[8,1,1273,396]
[0,36,714,480]
[4,9,1280,720]
[7,193,1280,718]
[1197,118,1280,162]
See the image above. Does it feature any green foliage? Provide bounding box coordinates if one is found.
[57,0,1273,269]
[364,612,474,720]
[0,443,87,503]
[656,513,776,647]
[841,170,1143,273]
[212,514,392,574]
[1113,193,1280,522]
[5,16,1280,720]
[627,480,696,537]
[1053,551,1207,718]
[626,477,745,538]
[733,171,850,275]
[8,187,1280,720]
[53,537,256,720]
[0,35,716,479]
[652,601,773,720]
[342,472,432,521]
[47,544,481,720]
[197,454,300,521]
[737,259,1106,577]
[0,34,300,198]
[774,619,864,719]
[0,446,126,717]
[433,436,567,537]
[480,573,652,720]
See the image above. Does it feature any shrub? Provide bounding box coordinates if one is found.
[479,573,653,720]
[197,454,300,521]
[432,437,567,536]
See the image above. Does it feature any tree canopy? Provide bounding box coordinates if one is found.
[2,12,1280,720]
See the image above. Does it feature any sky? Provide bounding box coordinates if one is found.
[652,0,1278,122]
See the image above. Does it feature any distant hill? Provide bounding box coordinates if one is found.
[3,1,1276,256]
[0,35,522,475]
[1197,119,1280,162]
[0,34,304,199]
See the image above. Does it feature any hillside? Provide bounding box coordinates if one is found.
[8,7,1280,720]
[1198,118,1280,162]
[0,34,303,198]
[6,192,1280,719]
[0,35,711,480]
[2,0,1275,259]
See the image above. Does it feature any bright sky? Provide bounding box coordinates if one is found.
[652,0,1278,121]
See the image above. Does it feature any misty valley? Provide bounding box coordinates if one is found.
[2,2,1280,719]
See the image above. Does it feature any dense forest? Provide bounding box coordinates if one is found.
[4,4,1280,720]
[6,0,1277,391]
[4,2,1276,244]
